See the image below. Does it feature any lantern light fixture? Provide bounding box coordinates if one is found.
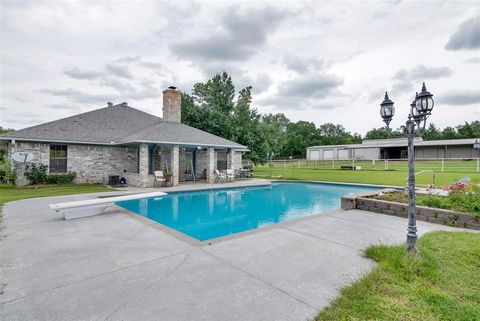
[380,92,395,128]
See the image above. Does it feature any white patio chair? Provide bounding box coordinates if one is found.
[214,169,226,183]
[154,170,166,187]
[226,169,235,182]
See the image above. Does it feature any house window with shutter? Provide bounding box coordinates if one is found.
[49,145,68,173]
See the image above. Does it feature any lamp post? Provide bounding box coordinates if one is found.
[474,140,480,172]
[380,82,434,253]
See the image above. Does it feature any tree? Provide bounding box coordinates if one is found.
[184,72,236,139]
[422,123,442,140]
[0,127,14,135]
[231,86,267,163]
[364,127,403,140]
[260,113,290,157]
[441,126,458,140]
[284,121,320,157]
[318,123,362,145]
[181,72,267,163]
[456,121,480,139]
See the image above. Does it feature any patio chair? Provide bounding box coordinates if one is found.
[226,169,235,182]
[154,170,166,187]
[214,169,226,183]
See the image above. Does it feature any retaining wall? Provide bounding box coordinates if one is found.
[341,191,480,230]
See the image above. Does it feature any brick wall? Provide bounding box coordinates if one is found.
[10,142,50,186]
[10,142,138,185]
[341,192,480,230]
[68,144,138,184]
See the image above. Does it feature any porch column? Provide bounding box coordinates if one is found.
[227,148,235,169]
[207,147,215,184]
[171,145,179,186]
[139,143,149,187]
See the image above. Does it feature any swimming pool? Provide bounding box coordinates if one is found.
[116,182,379,241]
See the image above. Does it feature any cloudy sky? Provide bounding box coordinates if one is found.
[1,0,479,135]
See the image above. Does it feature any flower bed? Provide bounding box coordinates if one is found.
[341,186,480,230]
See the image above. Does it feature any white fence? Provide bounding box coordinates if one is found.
[252,158,480,173]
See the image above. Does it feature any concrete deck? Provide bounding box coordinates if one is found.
[0,186,463,321]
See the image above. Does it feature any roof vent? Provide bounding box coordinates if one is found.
[168,86,177,90]
[121,102,128,106]
[107,102,113,107]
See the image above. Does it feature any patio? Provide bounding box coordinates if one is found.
[0,186,461,321]
[120,144,245,188]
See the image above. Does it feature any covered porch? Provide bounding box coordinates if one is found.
[123,143,243,188]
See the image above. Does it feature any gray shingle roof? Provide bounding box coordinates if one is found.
[121,120,245,147]
[0,104,246,148]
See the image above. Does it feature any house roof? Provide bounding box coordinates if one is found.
[0,104,246,149]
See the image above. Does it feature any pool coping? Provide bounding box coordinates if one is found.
[114,180,386,247]
[116,204,354,247]
[275,179,404,190]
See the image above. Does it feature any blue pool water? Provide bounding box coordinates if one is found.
[116,182,379,241]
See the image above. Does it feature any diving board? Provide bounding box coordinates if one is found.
[50,191,167,220]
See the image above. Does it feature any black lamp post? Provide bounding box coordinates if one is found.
[474,140,480,173]
[380,82,434,253]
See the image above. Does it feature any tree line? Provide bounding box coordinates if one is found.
[0,127,14,135]
[181,72,363,163]
[181,72,479,163]
[365,122,480,141]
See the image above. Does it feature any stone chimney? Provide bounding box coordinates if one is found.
[162,86,181,122]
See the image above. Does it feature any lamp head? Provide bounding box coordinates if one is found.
[380,91,395,128]
[415,82,434,116]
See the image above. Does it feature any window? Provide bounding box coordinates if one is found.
[50,145,67,173]
[216,151,227,170]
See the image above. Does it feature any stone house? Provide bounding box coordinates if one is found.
[0,87,247,187]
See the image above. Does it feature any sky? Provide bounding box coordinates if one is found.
[1,0,479,136]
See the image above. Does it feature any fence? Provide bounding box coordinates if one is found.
[251,158,480,173]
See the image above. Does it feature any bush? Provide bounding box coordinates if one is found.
[0,159,16,184]
[46,172,76,184]
[377,185,480,217]
[447,184,480,217]
[417,183,480,217]
[24,163,48,184]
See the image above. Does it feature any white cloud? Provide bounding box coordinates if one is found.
[170,6,289,65]
[393,65,452,81]
[439,91,480,106]
[445,17,480,50]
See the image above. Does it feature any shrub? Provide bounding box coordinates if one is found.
[0,159,16,184]
[418,183,480,217]
[24,163,48,184]
[447,184,480,217]
[46,172,76,184]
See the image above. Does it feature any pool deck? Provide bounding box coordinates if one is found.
[0,182,468,321]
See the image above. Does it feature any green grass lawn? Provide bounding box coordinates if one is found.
[315,231,480,321]
[0,184,114,210]
[253,166,479,187]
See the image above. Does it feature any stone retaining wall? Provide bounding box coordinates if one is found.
[341,191,480,230]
